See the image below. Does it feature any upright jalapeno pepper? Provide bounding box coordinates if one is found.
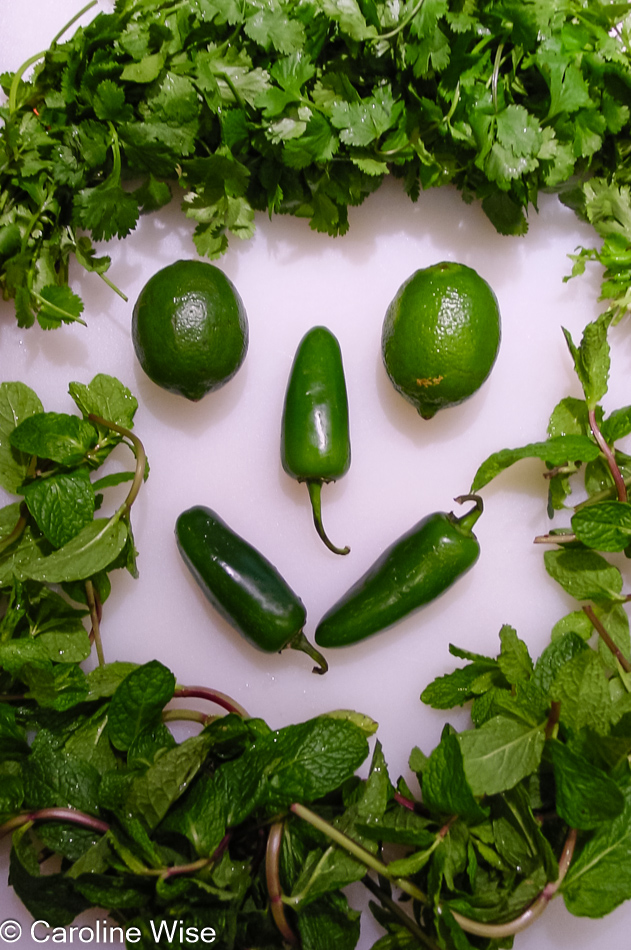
[176,505,328,674]
[281,326,351,556]
[315,495,483,648]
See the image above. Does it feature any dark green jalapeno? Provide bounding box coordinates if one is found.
[176,505,328,674]
[315,495,483,648]
[281,326,351,556]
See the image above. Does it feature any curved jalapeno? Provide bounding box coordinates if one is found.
[281,326,351,555]
[314,495,483,648]
[176,505,328,674]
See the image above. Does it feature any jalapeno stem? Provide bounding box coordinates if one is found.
[306,480,350,556]
[452,494,484,533]
[288,630,329,675]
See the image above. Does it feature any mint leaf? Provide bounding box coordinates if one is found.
[421,658,501,709]
[0,382,43,493]
[457,715,546,796]
[544,548,625,605]
[23,518,128,584]
[562,314,611,409]
[69,374,138,429]
[548,740,625,830]
[571,501,631,553]
[219,716,369,824]
[497,625,534,685]
[471,435,599,492]
[22,469,95,548]
[562,786,631,917]
[551,649,613,734]
[107,660,176,751]
[10,412,97,466]
[126,733,213,830]
[422,731,488,822]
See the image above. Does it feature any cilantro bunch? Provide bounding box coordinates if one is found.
[3,0,631,328]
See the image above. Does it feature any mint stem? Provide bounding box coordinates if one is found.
[362,876,439,950]
[450,828,577,938]
[266,822,299,946]
[172,686,249,718]
[85,579,105,667]
[290,802,428,904]
[0,807,109,840]
[583,604,631,673]
[588,408,627,502]
[88,415,147,515]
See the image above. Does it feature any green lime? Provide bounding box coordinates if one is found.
[381,261,501,419]
[131,259,249,401]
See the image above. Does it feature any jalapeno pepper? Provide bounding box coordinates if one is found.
[314,495,483,648]
[176,505,328,673]
[281,326,351,556]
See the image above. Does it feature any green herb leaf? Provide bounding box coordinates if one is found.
[471,435,599,492]
[562,786,631,917]
[107,660,176,751]
[23,517,128,584]
[69,374,138,429]
[544,548,625,605]
[10,412,98,466]
[22,468,95,548]
[0,382,43,493]
[571,501,631,553]
[548,740,625,830]
[422,730,488,822]
[562,314,611,410]
[457,715,546,797]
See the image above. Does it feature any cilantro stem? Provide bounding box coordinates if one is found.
[266,821,300,946]
[85,578,105,667]
[8,1,97,113]
[216,72,246,110]
[0,807,109,840]
[98,271,128,302]
[30,289,87,327]
[377,0,427,40]
[290,802,429,905]
[87,415,147,516]
[588,408,627,502]
[491,43,505,112]
[583,604,631,673]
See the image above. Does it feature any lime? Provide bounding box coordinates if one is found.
[131,259,248,401]
[381,261,501,419]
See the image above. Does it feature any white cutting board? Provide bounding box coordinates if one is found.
[1,3,629,946]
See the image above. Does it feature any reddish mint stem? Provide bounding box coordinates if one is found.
[173,686,249,718]
[583,604,631,673]
[589,408,627,502]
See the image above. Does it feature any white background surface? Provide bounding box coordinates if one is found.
[1,2,631,946]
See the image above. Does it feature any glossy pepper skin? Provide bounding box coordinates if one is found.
[176,506,328,673]
[315,496,483,648]
[281,326,351,555]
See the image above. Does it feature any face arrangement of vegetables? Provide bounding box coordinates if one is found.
[5,1,631,948]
